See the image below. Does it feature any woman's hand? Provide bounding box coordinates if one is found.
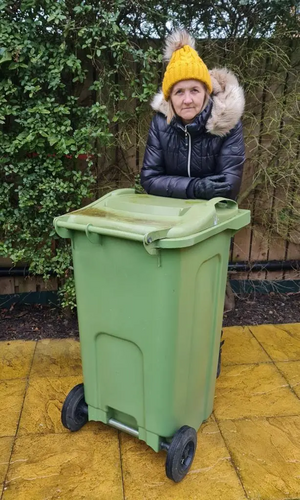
[193,175,231,200]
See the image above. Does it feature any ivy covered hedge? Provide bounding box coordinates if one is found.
[0,0,162,305]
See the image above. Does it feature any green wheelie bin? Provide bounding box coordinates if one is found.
[54,188,250,483]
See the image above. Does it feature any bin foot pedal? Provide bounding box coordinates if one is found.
[108,418,139,438]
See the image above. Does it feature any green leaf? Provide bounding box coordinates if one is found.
[39,131,49,138]
[0,50,12,64]
[49,136,60,146]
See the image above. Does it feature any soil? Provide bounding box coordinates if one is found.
[223,291,300,328]
[0,292,299,341]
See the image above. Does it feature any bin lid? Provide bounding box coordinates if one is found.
[54,188,250,251]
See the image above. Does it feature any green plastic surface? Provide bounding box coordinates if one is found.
[54,189,250,251]
[54,189,250,452]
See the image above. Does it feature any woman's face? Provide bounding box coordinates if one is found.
[170,79,206,124]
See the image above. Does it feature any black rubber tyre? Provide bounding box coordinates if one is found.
[165,426,197,482]
[61,383,88,432]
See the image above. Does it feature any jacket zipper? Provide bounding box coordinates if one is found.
[185,126,192,177]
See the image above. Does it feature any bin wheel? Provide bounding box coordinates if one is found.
[165,426,197,483]
[61,383,88,432]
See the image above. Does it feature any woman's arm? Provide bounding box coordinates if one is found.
[141,116,195,199]
[214,120,245,200]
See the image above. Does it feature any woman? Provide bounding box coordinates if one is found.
[140,30,245,201]
[141,30,246,377]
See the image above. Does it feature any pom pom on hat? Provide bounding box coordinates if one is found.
[162,30,213,100]
[163,30,196,61]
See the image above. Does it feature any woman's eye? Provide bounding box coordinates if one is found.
[192,89,199,93]
[176,90,183,95]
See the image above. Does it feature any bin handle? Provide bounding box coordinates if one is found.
[85,224,102,244]
[143,228,171,255]
[207,197,237,210]
[143,198,238,252]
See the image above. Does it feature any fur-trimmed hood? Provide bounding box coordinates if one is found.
[151,68,245,137]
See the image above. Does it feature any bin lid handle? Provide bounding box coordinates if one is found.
[142,197,237,254]
[143,228,171,255]
[206,197,237,210]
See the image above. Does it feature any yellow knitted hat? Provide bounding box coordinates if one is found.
[162,31,213,100]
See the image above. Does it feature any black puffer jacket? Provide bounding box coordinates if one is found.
[141,68,245,200]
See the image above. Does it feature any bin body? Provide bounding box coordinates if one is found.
[55,189,250,452]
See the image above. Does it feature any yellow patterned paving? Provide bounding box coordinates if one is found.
[30,338,82,378]
[120,418,247,500]
[1,324,300,500]
[4,431,123,500]
[18,375,83,436]
[219,416,300,500]
[0,379,27,438]
[0,341,36,380]
[214,363,300,420]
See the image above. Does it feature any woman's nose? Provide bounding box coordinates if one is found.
[183,92,192,104]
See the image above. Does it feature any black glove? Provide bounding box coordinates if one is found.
[193,175,231,200]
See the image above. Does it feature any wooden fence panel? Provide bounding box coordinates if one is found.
[0,277,14,295]
[285,241,300,280]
